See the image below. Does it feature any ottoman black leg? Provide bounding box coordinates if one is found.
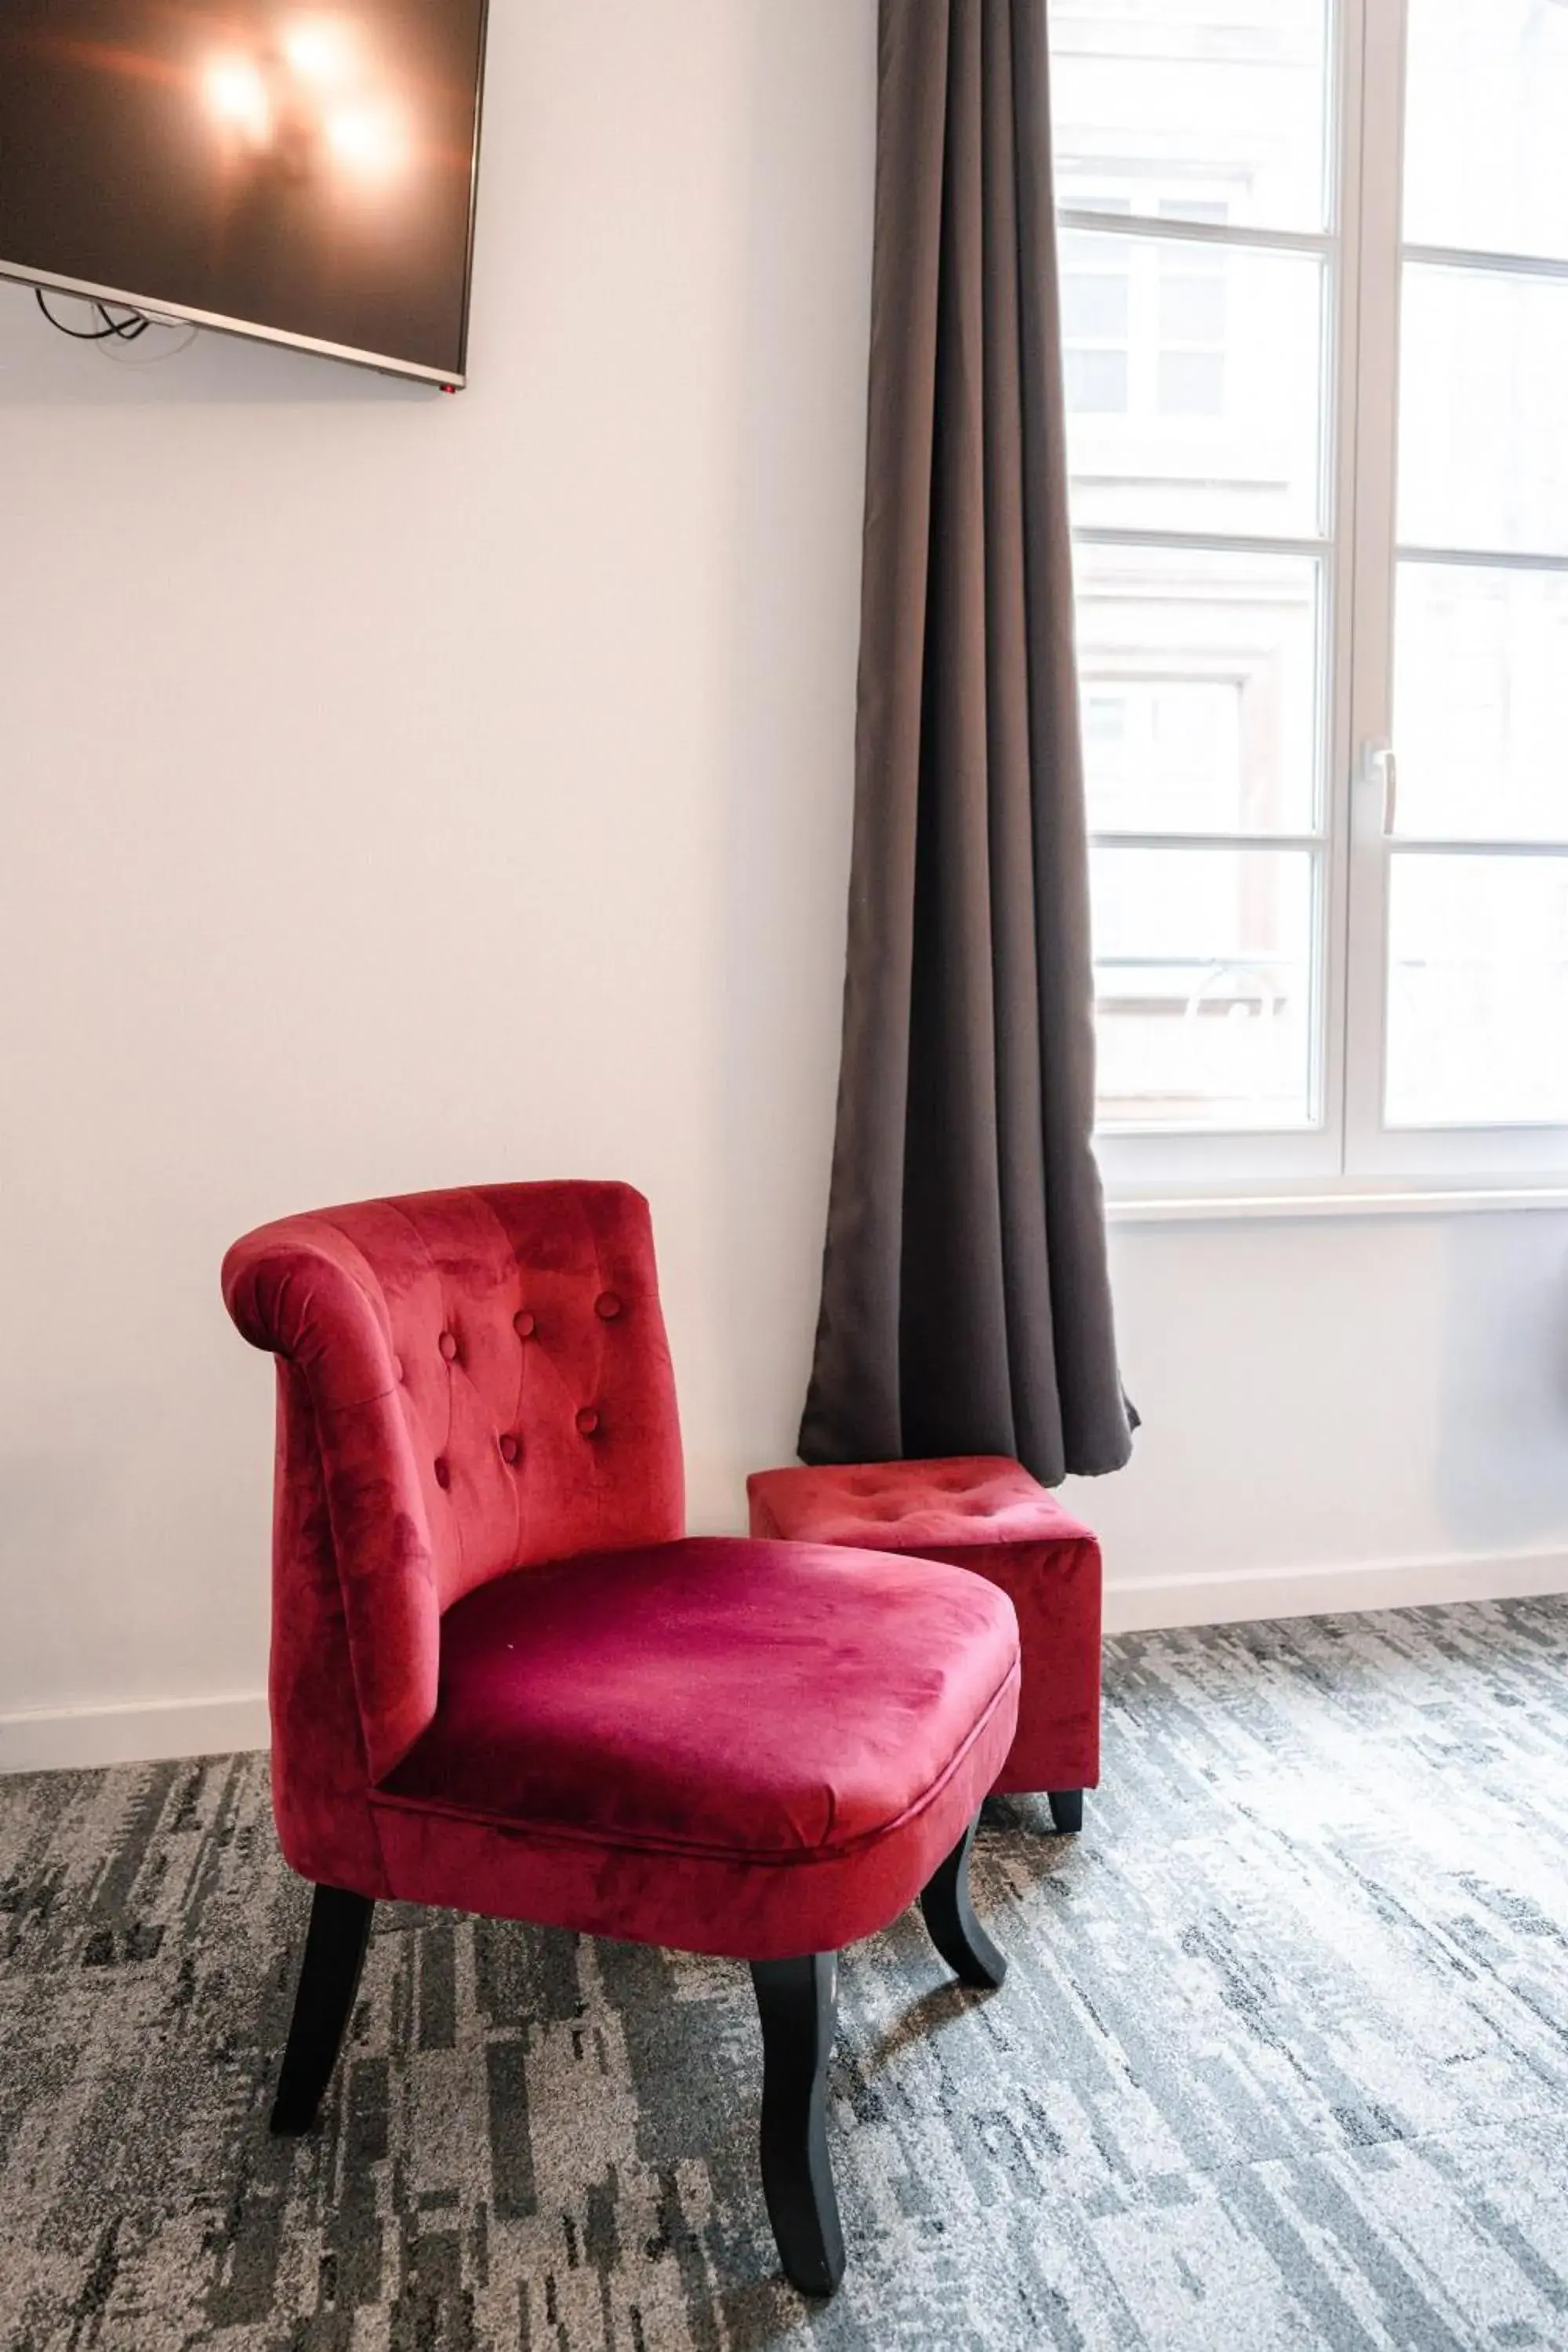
[270,1883,375,2134]
[1047,1789,1085,1834]
[920,1813,1007,1988]
[750,1953,845,2296]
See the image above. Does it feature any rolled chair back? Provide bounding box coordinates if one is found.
[223,1181,684,1885]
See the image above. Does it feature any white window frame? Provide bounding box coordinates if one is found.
[1073,0,1568,1202]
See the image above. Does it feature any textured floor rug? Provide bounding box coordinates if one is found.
[3,1599,1568,2351]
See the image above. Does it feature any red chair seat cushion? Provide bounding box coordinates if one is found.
[371,1537,1020,1959]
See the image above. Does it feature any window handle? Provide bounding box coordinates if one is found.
[1359,739,1398,837]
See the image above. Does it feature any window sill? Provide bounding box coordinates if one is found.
[1105,1184,1568,1225]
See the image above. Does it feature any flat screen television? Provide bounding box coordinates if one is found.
[0,0,488,385]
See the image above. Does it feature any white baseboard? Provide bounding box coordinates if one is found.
[1103,1547,1568,1634]
[0,1691,268,1776]
[2,1551,1565,1773]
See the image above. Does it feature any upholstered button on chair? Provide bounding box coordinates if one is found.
[223,1182,1020,2296]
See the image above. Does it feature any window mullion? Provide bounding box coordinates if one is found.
[1340,0,1407,1177]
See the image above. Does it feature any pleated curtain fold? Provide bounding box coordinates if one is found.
[800,0,1134,1485]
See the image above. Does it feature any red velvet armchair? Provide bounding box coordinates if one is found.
[223,1181,1020,2295]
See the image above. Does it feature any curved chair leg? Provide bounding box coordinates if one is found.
[920,1813,1007,1988]
[1047,1789,1085,1834]
[270,1884,375,2135]
[749,1954,845,2296]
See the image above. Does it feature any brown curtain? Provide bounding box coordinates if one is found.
[800,0,1134,1485]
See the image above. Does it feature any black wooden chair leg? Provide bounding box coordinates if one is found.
[270,1883,375,2135]
[749,1953,845,2296]
[1047,1789,1084,1835]
[920,1813,1007,1988]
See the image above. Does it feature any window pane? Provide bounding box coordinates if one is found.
[1064,238,1327,535]
[1065,350,1129,414]
[1399,266,1568,556]
[1385,854,1568,1125]
[1047,0,1332,234]
[1157,353,1225,416]
[1063,274,1131,340]
[1160,273,1227,347]
[1393,562,1568,842]
[1075,545,1323,833]
[1404,0,1568,264]
[1091,847,1316,1129]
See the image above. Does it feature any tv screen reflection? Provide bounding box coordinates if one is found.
[0,0,488,379]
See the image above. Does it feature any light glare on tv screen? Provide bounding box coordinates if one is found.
[0,0,487,379]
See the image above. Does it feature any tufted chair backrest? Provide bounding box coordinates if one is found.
[223,1183,684,1864]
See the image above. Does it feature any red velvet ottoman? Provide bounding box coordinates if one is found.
[747,1456,1100,1832]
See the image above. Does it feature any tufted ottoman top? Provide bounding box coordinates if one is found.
[746,1455,1093,1554]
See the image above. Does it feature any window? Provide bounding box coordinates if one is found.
[1156,201,1229,417]
[1048,0,1568,1189]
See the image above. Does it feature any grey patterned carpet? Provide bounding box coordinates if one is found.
[4,1599,1568,2352]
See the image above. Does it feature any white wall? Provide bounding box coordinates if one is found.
[1070,1207,1568,1632]
[2,1,1565,1772]
[0,0,878,1763]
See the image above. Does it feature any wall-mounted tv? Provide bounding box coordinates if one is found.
[0,1,489,385]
